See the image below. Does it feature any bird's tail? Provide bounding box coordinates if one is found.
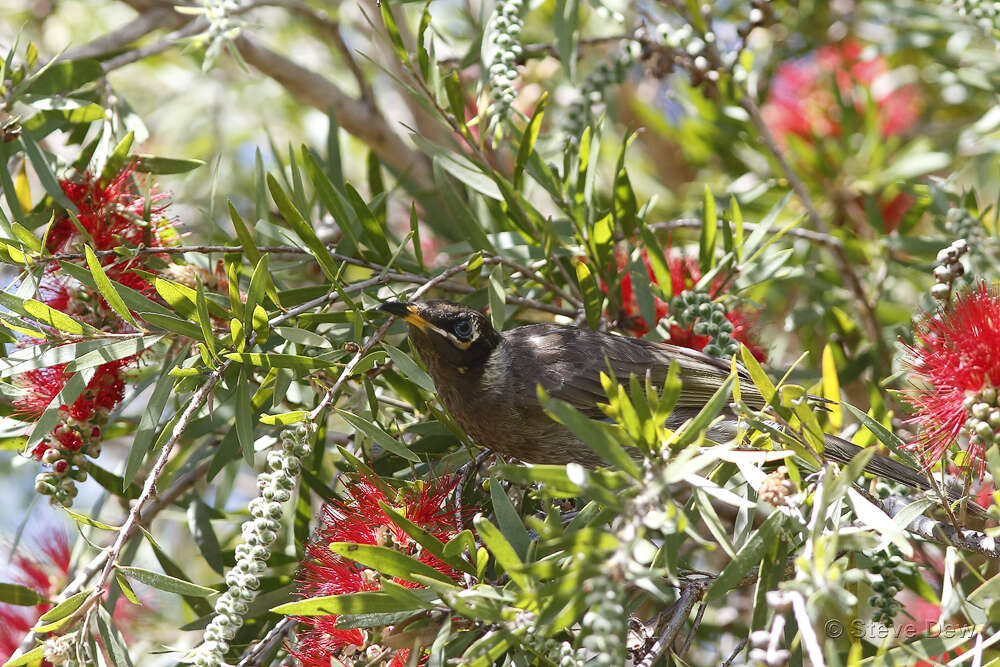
[821,433,989,518]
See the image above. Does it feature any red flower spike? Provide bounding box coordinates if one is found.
[288,476,465,665]
[761,40,921,231]
[762,40,920,146]
[46,165,170,255]
[0,531,70,663]
[616,247,767,361]
[904,283,1000,473]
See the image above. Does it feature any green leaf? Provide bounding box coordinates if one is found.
[1,646,44,667]
[345,183,392,262]
[328,543,457,586]
[100,131,134,184]
[487,266,506,330]
[382,342,435,393]
[699,185,717,274]
[670,374,736,448]
[139,312,204,341]
[553,0,580,80]
[58,261,174,319]
[23,58,103,95]
[489,479,531,561]
[23,298,96,335]
[0,583,46,606]
[273,326,333,349]
[63,507,119,530]
[267,173,339,281]
[117,566,216,597]
[236,366,255,465]
[227,201,261,267]
[843,403,921,468]
[260,410,309,425]
[335,409,420,462]
[575,261,602,330]
[514,93,547,190]
[224,352,343,371]
[412,136,502,200]
[188,499,224,574]
[380,3,411,66]
[83,245,138,327]
[539,390,641,478]
[63,335,164,373]
[706,511,783,602]
[96,604,133,667]
[33,590,89,633]
[133,154,205,174]
[195,279,216,358]
[26,369,89,449]
[272,591,424,616]
[379,503,475,574]
[473,515,530,590]
[124,360,176,488]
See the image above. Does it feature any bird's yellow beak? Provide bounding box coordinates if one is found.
[377,301,431,331]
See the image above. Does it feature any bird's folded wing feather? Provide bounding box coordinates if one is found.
[505,324,764,417]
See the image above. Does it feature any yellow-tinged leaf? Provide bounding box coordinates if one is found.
[14,163,31,212]
[24,299,96,335]
[821,344,842,429]
[260,411,308,425]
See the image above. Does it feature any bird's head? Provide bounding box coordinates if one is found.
[377,299,501,372]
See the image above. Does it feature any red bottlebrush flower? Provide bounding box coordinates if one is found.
[0,530,70,664]
[904,283,1000,473]
[13,360,128,422]
[45,165,174,297]
[762,41,921,232]
[617,247,767,361]
[763,40,920,145]
[288,476,465,666]
[46,166,171,255]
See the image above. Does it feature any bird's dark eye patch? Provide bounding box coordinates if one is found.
[452,319,474,340]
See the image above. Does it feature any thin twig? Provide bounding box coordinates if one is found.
[79,363,230,631]
[274,0,376,108]
[12,458,213,656]
[636,582,705,667]
[47,245,577,317]
[646,218,845,250]
[236,616,296,666]
[721,637,748,667]
[437,34,633,70]
[879,495,999,558]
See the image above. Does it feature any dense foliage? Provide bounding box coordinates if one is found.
[1,1,1000,665]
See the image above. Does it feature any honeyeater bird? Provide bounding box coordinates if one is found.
[376,299,956,502]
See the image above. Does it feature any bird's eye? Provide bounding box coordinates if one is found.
[453,319,474,340]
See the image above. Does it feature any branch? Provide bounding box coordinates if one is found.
[62,7,180,60]
[232,33,433,190]
[107,0,433,190]
[879,495,1000,558]
[12,457,213,656]
[236,617,296,666]
[437,34,634,70]
[646,218,845,250]
[272,0,375,108]
[636,581,705,667]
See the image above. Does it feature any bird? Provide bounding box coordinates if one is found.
[375,298,971,507]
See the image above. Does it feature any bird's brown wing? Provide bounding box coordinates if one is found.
[503,324,765,418]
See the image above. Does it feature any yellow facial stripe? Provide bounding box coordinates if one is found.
[401,305,432,331]
[401,306,474,349]
[402,313,430,330]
